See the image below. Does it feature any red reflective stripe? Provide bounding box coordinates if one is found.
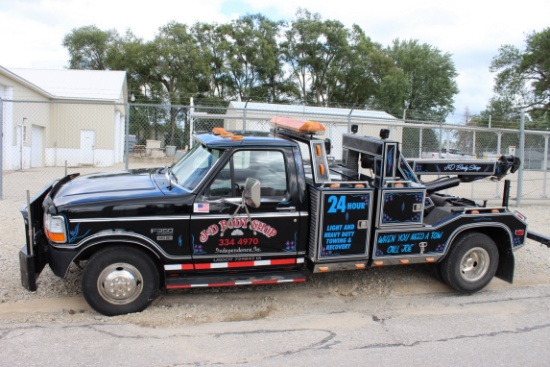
[167,284,192,289]
[195,263,211,270]
[182,264,194,270]
[271,258,296,265]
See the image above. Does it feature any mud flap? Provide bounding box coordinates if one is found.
[19,246,37,291]
[495,247,514,284]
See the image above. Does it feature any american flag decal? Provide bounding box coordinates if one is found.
[194,203,210,213]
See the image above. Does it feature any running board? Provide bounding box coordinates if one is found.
[165,271,306,289]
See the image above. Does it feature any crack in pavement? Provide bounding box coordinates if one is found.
[0,324,338,366]
[353,322,550,350]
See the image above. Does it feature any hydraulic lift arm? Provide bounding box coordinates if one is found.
[527,231,550,248]
[407,155,521,182]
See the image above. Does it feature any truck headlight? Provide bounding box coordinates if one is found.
[44,214,67,243]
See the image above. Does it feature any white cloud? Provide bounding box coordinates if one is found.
[0,0,231,68]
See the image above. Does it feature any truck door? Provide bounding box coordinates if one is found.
[190,148,302,267]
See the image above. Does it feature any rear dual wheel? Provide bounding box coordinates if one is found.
[440,232,499,293]
[82,246,159,316]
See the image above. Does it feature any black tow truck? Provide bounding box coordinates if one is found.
[19,116,550,315]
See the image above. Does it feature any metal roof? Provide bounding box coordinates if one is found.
[6,67,126,101]
[228,102,397,120]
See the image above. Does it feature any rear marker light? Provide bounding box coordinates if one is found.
[515,211,526,221]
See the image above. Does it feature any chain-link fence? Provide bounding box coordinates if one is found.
[1,98,549,206]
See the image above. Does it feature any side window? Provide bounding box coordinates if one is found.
[206,150,288,198]
[209,165,233,197]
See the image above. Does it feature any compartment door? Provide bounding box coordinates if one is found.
[313,190,373,261]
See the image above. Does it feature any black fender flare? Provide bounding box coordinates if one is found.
[445,224,515,283]
[49,230,172,278]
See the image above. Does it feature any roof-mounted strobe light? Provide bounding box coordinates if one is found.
[270,116,325,135]
[270,116,330,184]
[211,127,235,138]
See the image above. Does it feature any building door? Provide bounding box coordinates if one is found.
[31,125,44,167]
[80,130,95,165]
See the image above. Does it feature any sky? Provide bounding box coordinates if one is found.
[1,0,549,121]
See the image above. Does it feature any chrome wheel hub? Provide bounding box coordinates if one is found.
[460,247,490,282]
[98,263,143,305]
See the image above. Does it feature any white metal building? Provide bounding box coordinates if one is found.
[0,66,127,169]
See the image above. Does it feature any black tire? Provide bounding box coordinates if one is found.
[427,263,443,281]
[82,246,159,316]
[440,232,499,293]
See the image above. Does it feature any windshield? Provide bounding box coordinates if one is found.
[170,144,223,191]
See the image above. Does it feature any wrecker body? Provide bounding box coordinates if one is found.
[19,116,547,315]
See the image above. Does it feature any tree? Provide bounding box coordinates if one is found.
[63,25,119,70]
[329,25,386,107]
[106,30,158,102]
[192,22,231,101]
[221,14,286,102]
[281,9,350,105]
[62,13,463,126]
[387,39,459,121]
[149,22,211,145]
[490,27,550,126]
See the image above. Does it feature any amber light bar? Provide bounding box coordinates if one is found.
[270,116,325,135]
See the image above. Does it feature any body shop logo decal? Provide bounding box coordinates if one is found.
[199,219,277,243]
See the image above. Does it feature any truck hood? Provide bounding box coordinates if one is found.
[52,169,165,206]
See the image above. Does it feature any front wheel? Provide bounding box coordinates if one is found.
[440,232,499,293]
[82,246,159,316]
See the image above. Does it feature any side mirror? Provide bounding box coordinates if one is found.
[219,178,261,237]
[244,178,261,208]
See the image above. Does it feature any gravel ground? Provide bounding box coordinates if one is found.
[1,178,550,325]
